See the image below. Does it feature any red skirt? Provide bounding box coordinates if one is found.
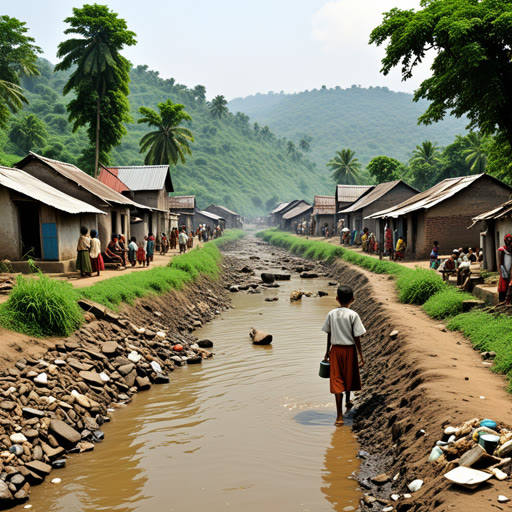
[329,345,361,394]
[90,254,105,272]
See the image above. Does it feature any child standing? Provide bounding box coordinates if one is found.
[136,242,146,267]
[322,285,366,427]
[89,229,104,276]
[128,236,137,266]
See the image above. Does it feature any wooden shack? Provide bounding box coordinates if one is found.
[281,202,313,232]
[169,195,196,233]
[312,196,336,236]
[205,204,242,229]
[335,184,374,230]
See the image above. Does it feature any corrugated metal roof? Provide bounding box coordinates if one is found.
[169,195,196,209]
[98,166,130,193]
[205,204,240,217]
[340,180,418,213]
[197,209,225,221]
[313,195,336,215]
[16,152,148,209]
[282,202,312,220]
[366,174,493,220]
[0,166,106,215]
[471,199,512,224]
[107,165,173,192]
[271,202,290,214]
[336,184,374,203]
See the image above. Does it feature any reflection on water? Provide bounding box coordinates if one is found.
[18,266,360,512]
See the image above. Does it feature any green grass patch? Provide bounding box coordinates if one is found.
[396,268,445,305]
[0,273,83,337]
[422,287,475,319]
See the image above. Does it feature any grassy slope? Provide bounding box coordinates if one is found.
[228,87,468,167]
[0,60,331,216]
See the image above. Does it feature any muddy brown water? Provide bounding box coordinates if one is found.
[15,266,361,511]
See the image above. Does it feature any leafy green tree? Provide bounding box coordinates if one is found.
[0,16,41,128]
[486,135,512,184]
[138,99,194,165]
[463,132,489,173]
[370,0,512,150]
[327,149,361,185]
[435,135,471,182]
[367,155,402,183]
[408,141,442,190]
[8,113,48,153]
[55,4,136,177]
[299,136,312,152]
[209,95,228,118]
[192,84,206,103]
[286,140,296,155]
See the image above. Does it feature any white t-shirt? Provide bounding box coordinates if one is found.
[321,307,366,346]
[89,238,101,259]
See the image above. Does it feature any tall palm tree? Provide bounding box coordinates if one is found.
[0,80,28,113]
[326,149,361,184]
[138,99,194,165]
[411,140,440,165]
[463,132,488,173]
[209,95,228,118]
[8,113,48,153]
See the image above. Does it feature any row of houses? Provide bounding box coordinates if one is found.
[0,152,242,272]
[271,174,512,269]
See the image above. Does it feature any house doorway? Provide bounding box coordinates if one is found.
[18,202,41,259]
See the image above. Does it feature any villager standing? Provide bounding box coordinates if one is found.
[89,229,104,276]
[136,242,146,267]
[146,233,155,266]
[76,226,92,278]
[430,241,440,269]
[160,232,168,255]
[170,228,177,250]
[385,226,393,257]
[118,235,128,267]
[188,231,194,249]
[179,229,189,254]
[128,237,137,266]
[498,234,512,303]
[322,285,366,427]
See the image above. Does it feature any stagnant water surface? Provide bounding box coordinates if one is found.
[17,270,361,512]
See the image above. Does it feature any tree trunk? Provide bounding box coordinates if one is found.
[94,95,100,179]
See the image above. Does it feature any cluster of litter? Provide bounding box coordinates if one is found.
[429,418,511,499]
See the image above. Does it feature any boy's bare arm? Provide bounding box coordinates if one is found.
[354,336,365,368]
[324,333,331,361]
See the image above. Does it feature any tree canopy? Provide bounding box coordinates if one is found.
[55,4,136,176]
[138,99,194,166]
[209,95,228,119]
[367,155,402,183]
[8,113,47,153]
[370,0,512,150]
[0,16,41,128]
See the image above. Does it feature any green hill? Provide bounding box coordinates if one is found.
[228,86,469,167]
[0,59,330,217]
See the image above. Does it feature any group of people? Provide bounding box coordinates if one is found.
[361,228,378,255]
[437,244,482,285]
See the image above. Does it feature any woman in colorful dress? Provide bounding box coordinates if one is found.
[89,229,104,276]
[498,234,512,303]
[76,226,92,278]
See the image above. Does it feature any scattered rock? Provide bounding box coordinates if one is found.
[300,272,318,278]
[389,330,399,339]
[290,290,304,302]
[198,340,213,348]
[318,291,328,297]
[260,273,275,284]
[79,371,105,387]
[49,419,81,448]
[265,297,279,302]
[249,328,273,345]
[372,473,391,485]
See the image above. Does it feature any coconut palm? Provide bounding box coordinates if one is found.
[138,99,194,165]
[209,95,228,118]
[463,132,488,173]
[8,113,48,153]
[326,149,362,184]
[0,80,28,113]
[411,140,440,165]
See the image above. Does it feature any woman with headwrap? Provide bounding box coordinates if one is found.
[89,229,104,276]
[105,235,123,266]
[498,234,512,303]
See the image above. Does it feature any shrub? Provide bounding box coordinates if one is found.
[0,273,83,337]
[422,287,474,319]
[396,268,445,304]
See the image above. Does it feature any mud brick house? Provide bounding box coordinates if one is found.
[0,166,106,272]
[367,174,512,258]
[281,202,313,232]
[194,209,226,231]
[99,165,178,240]
[16,153,149,250]
[335,184,374,229]
[169,195,196,233]
[205,204,242,229]
[312,196,336,236]
[471,198,512,271]
[340,180,418,240]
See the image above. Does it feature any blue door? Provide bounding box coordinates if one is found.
[42,223,58,260]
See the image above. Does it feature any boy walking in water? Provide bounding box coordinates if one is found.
[322,285,366,426]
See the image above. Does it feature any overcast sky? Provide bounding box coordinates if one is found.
[3,0,430,100]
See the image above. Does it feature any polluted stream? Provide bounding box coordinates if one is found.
[16,243,361,512]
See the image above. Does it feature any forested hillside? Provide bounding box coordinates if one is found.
[0,59,330,216]
[228,86,469,167]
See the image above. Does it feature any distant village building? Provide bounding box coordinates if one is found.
[335,184,374,228]
[270,200,305,228]
[281,202,313,232]
[471,198,512,271]
[168,195,196,233]
[205,204,242,229]
[312,196,336,236]
[194,209,226,231]
[99,165,178,240]
[367,174,512,258]
[339,180,418,240]
[0,166,106,272]
[16,153,149,250]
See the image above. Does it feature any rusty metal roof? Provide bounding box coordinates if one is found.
[366,174,505,220]
[313,195,336,215]
[340,181,418,213]
[107,165,173,192]
[336,184,374,203]
[98,166,130,194]
[0,166,106,215]
[16,152,147,209]
[471,198,512,224]
[169,195,196,209]
[282,202,312,220]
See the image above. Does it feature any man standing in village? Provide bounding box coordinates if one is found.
[178,229,189,254]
